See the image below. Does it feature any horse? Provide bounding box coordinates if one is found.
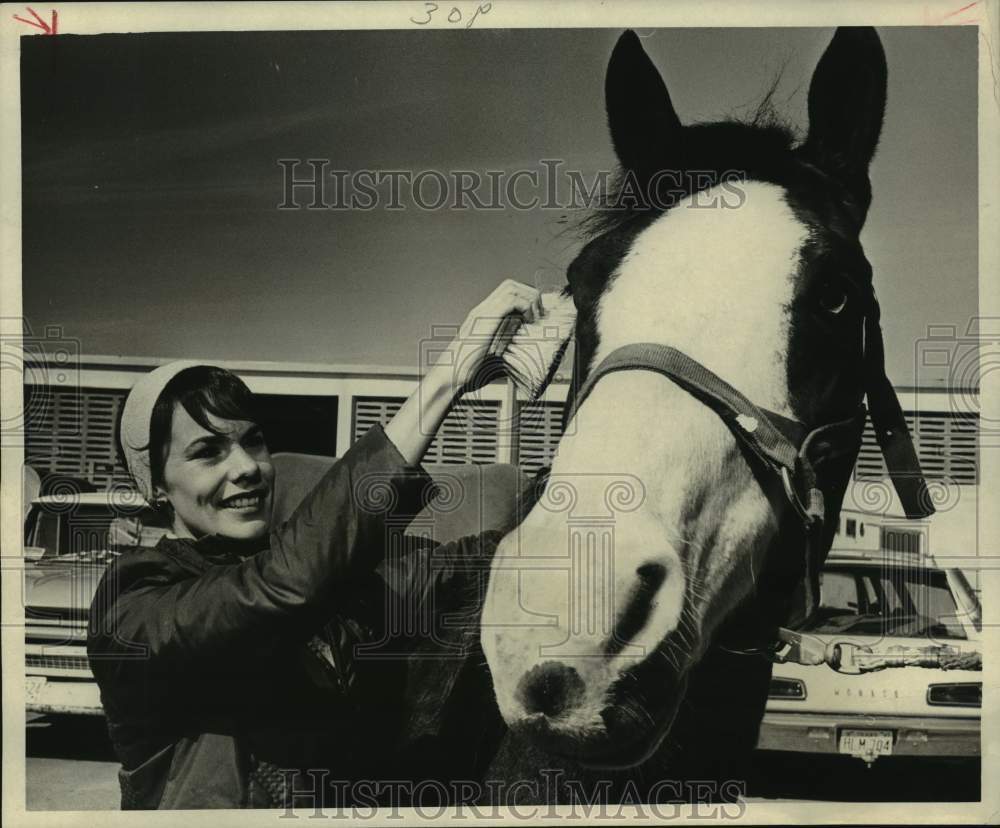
[396,26,931,806]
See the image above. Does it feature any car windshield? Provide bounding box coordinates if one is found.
[28,503,168,559]
[803,564,969,640]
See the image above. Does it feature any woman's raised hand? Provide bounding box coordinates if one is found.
[441,279,544,394]
[384,279,542,465]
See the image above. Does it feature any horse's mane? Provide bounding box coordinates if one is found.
[577,94,799,242]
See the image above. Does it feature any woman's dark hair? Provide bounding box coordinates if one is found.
[116,366,261,499]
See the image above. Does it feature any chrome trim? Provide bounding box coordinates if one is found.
[927,682,982,708]
[25,625,88,641]
[768,677,807,701]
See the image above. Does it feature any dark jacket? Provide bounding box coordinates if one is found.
[87,425,502,809]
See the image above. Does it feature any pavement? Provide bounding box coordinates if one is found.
[26,714,118,811]
[26,757,119,811]
[23,714,981,811]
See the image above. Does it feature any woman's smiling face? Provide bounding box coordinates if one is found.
[157,402,274,541]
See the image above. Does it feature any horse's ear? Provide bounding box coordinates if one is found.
[801,27,887,221]
[605,30,683,176]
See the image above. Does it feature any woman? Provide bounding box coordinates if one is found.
[87,280,543,809]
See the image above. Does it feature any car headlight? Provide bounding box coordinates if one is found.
[768,677,806,700]
[927,682,981,708]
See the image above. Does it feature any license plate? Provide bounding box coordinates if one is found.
[25,676,47,704]
[839,729,893,761]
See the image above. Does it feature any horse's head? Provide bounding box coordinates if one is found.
[482,28,892,766]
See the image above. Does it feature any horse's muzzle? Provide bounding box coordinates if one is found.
[504,636,691,769]
[516,661,587,718]
[506,698,681,770]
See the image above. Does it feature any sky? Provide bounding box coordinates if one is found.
[19,26,978,387]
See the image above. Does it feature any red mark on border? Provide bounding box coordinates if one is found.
[940,1,979,20]
[929,0,981,24]
[12,7,57,35]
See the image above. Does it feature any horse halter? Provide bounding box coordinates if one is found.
[562,291,933,644]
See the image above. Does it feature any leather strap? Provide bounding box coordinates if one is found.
[564,340,931,637]
[863,302,934,518]
[567,344,799,471]
[568,338,933,523]
[566,343,823,525]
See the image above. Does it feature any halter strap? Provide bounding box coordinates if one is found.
[566,341,933,523]
[563,340,933,639]
[565,343,825,526]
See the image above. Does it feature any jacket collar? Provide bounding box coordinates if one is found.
[158,533,267,572]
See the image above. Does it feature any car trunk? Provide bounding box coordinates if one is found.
[768,632,981,718]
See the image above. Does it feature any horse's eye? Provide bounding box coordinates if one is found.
[818,279,848,315]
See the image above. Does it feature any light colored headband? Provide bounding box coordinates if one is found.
[120,360,203,502]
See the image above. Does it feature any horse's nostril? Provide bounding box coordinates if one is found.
[636,563,666,585]
[516,661,586,719]
[604,562,668,657]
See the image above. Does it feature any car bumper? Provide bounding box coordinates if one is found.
[26,676,103,716]
[757,711,980,758]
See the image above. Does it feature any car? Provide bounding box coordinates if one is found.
[756,550,982,765]
[23,488,168,716]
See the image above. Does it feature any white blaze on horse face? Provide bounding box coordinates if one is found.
[482,182,809,729]
[594,181,806,410]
